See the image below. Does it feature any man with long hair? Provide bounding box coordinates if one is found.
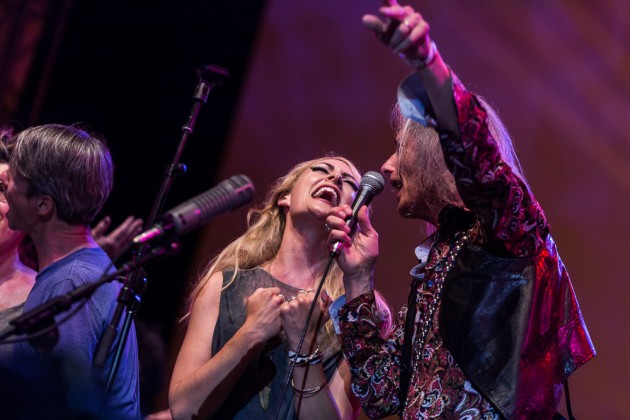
[326,1,595,418]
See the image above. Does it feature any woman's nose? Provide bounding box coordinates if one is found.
[327,171,343,186]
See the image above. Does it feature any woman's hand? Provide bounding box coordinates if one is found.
[279,289,331,353]
[242,287,284,343]
[326,205,379,300]
[170,280,285,419]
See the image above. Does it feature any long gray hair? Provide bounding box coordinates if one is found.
[390,94,528,227]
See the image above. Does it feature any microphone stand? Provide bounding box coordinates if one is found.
[93,65,229,393]
[274,252,337,420]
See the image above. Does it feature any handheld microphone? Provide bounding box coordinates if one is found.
[133,174,255,245]
[330,171,385,257]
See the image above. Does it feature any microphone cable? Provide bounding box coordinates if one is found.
[273,253,336,420]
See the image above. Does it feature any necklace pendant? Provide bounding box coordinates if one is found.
[259,384,270,411]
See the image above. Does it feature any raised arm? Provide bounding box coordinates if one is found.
[168,273,283,419]
[362,0,457,133]
[364,1,548,257]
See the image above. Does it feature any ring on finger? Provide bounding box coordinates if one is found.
[286,296,297,302]
[402,13,418,31]
[324,223,331,232]
[277,293,285,302]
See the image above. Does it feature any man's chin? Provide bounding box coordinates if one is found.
[397,203,415,219]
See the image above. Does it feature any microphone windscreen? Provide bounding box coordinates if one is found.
[360,171,385,195]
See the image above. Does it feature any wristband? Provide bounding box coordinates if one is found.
[414,41,438,70]
[287,346,323,367]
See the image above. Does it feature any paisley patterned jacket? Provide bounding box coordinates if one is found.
[338,72,595,419]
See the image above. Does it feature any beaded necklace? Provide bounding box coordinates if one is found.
[414,230,471,362]
[399,228,473,413]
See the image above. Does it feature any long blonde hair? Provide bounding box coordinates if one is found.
[183,155,360,347]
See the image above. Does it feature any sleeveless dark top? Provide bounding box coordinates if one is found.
[211,268,342,419]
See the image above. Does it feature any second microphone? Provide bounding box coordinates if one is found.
[133,174,255,245]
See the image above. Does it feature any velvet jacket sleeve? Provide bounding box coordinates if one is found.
[440,73,549,256]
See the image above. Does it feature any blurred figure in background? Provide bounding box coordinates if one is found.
[0,127,36,335]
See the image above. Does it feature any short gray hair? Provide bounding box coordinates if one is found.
[11,124,114,225]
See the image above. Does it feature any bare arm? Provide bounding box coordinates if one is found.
[168,272,283,419]
[328,360,361,420]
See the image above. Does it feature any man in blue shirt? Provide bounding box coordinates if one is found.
[1,124,140,419]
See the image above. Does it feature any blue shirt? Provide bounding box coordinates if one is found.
[6,247,140,419]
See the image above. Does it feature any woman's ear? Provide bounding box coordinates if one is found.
[277,193,291,209]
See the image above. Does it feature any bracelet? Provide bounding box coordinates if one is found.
[291,379,327,398]
[287,346,323,367]
[414,41,438,70]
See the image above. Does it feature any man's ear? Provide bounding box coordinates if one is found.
[36,195,55,218]
[277,193,290,209]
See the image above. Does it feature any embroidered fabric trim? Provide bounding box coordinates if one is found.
[415,231,470,357]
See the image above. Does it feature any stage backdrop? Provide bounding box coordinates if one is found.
[191,0,630,418]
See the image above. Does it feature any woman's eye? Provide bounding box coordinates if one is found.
[344,180,358,192]
[312,166,328,174]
